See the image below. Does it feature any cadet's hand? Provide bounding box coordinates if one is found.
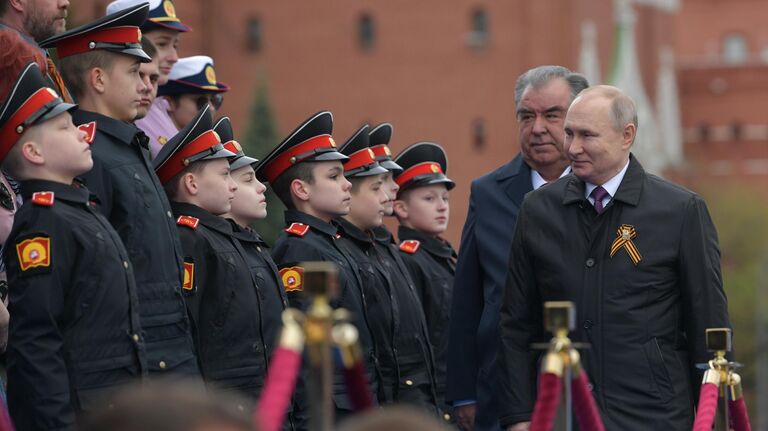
[455,403,477,431]
[507,422,531,431]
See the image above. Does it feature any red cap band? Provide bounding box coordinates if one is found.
[344,148,377,173]
[156,130,221,183]
[0,87,59,159]
[370,144,392,160]
[223,140,242,155]
[395,161,443,187]
[262,135,337,183]
[55,26,142,59]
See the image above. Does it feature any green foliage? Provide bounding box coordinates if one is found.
[242,81,286,245]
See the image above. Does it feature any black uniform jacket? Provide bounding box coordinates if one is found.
[271,210,379,411]
[73,110,198,377]
[397,225,456,408]
[173,202,276,398]
[370,223,437,411]
[5,180,146,431]
[498,156,731,430]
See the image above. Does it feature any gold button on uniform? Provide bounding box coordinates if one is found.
[123,261,129,269]
[405,379,413,386]
[443,414,451,421]
[132,334,139,342]
[159,361,167,369]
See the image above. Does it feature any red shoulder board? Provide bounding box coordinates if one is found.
[399,240,420,254]
[176,215,200,230]
[285,222,309,237]
[78,121,97,144]
[31,192,54,206]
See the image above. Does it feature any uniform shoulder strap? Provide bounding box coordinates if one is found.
[285,222,309,237]
[399,239,420,254]
[176,215,200,230]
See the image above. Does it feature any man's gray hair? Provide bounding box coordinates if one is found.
[514,65,589,107]
[577,85,638,132]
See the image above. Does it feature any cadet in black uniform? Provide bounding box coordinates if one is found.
[392,142,457,413]
[154,106,281,405]
[216,117,307,430]
[0,64,145,430]
[335,125,439,413]
[255,111,380,419]
[41,4,200,377]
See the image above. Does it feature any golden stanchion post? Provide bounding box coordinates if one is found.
[544,301,577,431]
[706,328,735,431]
[302,262,339,431]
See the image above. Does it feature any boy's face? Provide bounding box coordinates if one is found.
[193,159,237,215]
[347,174,388,231]
[381,171,399,216]
[395,184,450,236]
[229,165,268,222]
[168,94,217,131]
[144,29,180,85]
[103,55,146,122]
[303,161,352,217]
[34,111,92,179]
[136,58,160,120]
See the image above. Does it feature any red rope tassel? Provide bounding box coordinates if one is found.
[256,347,303,431]
[529,372,562,431]
[728,397,751,431]
[693,382,719,431]
[571,371,605,431]
[341,360,374,411]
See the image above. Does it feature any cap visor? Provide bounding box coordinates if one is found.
[38,102,77,123]
[143,20,192,33]
[230,155,259,171]
[380,160,403,173]
[312,151,349,163]
[345,164,389,178]
[119,47,153,63]
[200,147,237,161]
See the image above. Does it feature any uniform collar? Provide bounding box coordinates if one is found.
[284,209,339,238]
[371,224,395,245]
[397,225,455,259]
[171,201,233,235]
[20,179,90,204]
[563,154,645,207]
[227,219,268,246]
[336,217,374,245]
[72,109,143,146]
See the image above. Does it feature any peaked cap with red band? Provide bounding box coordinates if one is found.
[214,116,258,171]
[107,0,192,33]
[339,124,387,178]
[393,142,455,194]
[368,122,403,174]
[0,63,77,163]
[153,105,236,184]
[158,56,230,96]
[39,2,151,62]
[255,111,348,184]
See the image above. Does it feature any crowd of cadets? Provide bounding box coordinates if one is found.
[0,0,458,429]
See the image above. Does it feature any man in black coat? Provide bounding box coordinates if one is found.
[498,85,731,430]
[446,65,588,431]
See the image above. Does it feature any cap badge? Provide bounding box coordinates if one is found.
[329,137,336,148]
[163,0,177,18]
[205,65,217,85]
[384,146,391,156]
[430,163,440,173]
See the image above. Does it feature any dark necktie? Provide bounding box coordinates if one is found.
[590,186,609,214]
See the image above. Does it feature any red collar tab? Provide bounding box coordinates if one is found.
[0,87,60,155]
[370,144,392,160]
[399,239,420,254]
[31,191,55,207]
[78,121,97,144]
[344,147,377,173]
[395,162,443,187]
[55,26,143,59]
[176,215,200,229]
[262,135,337,183]
[156,130,221,184]
[285,222,309,237]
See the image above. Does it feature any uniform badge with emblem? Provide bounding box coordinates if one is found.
[176,215,200,229]
[285,222,309,237]
[77,121,97,144]
[31,191,55,206]
[399,239,421,254]
[16,235,52,273]
[279,266,304,292]
[182,259,195,293]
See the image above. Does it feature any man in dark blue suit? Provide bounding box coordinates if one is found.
[446,65,588,431]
